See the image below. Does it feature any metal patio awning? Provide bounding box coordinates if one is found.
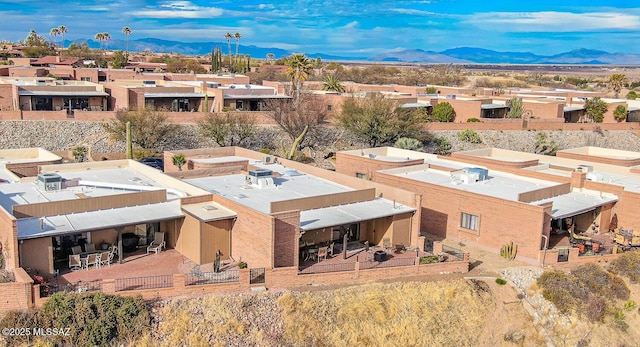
[17,200,184,240]
[299,198,416,231]
[533,192,618,220]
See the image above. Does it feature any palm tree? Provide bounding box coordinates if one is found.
[122,26,132,60]
[102,32,111,51]
[234,32,241,60]
[94,32,104,49]
[266,52,275,64]
[609,73,628,99]
[285,53,314,100]
[224,32,233,70]
[322,74,345,93]
[49,28,60,47]
[58,25,68,49]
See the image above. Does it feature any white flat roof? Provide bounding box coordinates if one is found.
[0,164,20,183]
[532,192,618,220]
[386,167,557,201]
[17,200,183,240]
[184,160,414,219]
[0,167,189,214]
[181,201,237,222]
[300,198,415,231]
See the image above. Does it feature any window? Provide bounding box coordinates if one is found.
[356,173,366,179]
[80,77,92,82]
[327,104,333,111]
[236,100,244,110]
[460,212,479,231]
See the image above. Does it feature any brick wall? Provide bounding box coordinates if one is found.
[0,209,18,271]
[6,159,62,177]
[272,211,300,268]
[374,171,547,262]
[335,152,424,180]
[0,268,33,311]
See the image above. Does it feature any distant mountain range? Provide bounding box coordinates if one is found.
[68,38,640,64]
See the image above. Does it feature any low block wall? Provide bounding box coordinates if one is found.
[0,268,33,311]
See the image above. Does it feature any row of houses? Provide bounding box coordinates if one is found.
[1,144,638,282]
[2,62,639,123]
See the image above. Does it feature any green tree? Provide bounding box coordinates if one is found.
[266,52,275,63]
[94,32,105,49]
[506,96,524,119]
[122,26,132,60]
[103,108,179,152]
[72,145,88,162]
[431,102,455,122]
[425,86,438,94]
[110,50,127,69]
[171,153,186,171]
[613,105,627,121]
[197,112,257,147]
[234,32,241,63]
[285,53,314,100]
[626,91,638,100]
[608,74,628,98]
[322,74,344,93]
[58,25,68,49]
[22,30,55,57]
[185,59,206,74]
[394,137,423,151]
[65,42,94,60]
[584,97,608,123]
[336,93,427,147]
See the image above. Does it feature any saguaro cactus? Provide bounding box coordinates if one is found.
[500,241,518,260]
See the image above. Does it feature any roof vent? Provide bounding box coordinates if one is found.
[577,164,593,173]
[202,205,218,211]
[247,169,276,189]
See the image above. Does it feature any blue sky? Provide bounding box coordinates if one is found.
[1,0,640,56]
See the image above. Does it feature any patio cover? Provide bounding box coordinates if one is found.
[17,200,184,240]
[481,104,508,110]
[533,192,617,220]
[144,92,204,98]
[299,198,416,231]
[18,90,109,97]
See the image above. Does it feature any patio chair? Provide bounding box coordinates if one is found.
[71,245,82,255]
[327,242,335,257]
[98,251,111,267]
[85,243,96,253]
[147,232,166,254]
[317,246,328,262]
[382,238,392,250]
[68,254,82,271]
[395,243,406,254]
[84,253,99,270]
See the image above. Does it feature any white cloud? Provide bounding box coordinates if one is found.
[466,11,640,32]
[129,1,223,18]
[390,8,435,16]
[344,21,359,29]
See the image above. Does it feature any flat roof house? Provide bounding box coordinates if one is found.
[337,147,629,266]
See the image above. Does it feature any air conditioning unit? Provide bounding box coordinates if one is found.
[263,155,276,164]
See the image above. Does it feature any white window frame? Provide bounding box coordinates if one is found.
[460,212,479,231]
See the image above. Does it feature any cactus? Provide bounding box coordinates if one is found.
[500,241,518,260]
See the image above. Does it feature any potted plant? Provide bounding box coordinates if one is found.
[238,261,247,269]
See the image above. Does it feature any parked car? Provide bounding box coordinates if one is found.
[139,157,164,171]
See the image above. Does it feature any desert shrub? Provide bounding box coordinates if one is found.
[624,300,636,311]
[238,261,247,269]
[394,137,424,151]
[0,292,150,347]
[433,137,452,155]
[610,252,640,283]
[614,311,628,331]
[457,128,482,143]
[467,117,481,122]
[495,278,507,285]
[626,90,638,100]
[431,102,455,122]
[419,256,439,264]
[586,296,607,322]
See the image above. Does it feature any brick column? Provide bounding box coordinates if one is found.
[173,274,185,288]
[432,241,444,254]
[571,170,586,189]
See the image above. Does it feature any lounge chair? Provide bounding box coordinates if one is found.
[69,254,82,271]
[71,245,82,255]
[147,232,166,254]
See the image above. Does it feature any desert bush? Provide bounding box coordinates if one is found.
[467,117,481,122]
[457,128,482,143]
[495,278,507,285]
[419,256,439,264]
[0,292,150,347]
[432,137,452,155]
[623,300,636,311]
[610,252,640,283]
[586,296,607,322]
